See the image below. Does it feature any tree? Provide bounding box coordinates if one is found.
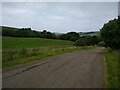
[74,38,87,46]
[66,32,80,41]
[100,17,120,49]
[60,32,80,41]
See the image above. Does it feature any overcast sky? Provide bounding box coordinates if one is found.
[2,2,118,33]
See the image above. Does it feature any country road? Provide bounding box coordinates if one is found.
[3,48,105,88]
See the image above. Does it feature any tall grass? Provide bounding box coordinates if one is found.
[2,46,96,69]
[105,48,119,88]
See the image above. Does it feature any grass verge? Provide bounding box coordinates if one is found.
[104,48,119,88]
[3,46,97,69]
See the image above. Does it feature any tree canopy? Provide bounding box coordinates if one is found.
[2,26,80,42]
[74,35,101,46]
[60,32,80,41]
[100,17,120,49]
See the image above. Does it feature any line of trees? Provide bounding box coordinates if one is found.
[2,26,101,46]
[2,27,56,39]
[2,26,81,42]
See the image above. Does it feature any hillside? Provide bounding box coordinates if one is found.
[1,26,100,37]
[79,31,100,36]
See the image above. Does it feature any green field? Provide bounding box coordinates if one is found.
[3,37,73,50]
[2,37,97,69]
[2,37,73,68]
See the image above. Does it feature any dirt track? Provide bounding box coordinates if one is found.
[3,48,105,88]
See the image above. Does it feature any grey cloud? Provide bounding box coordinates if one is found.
[2,2,118,33]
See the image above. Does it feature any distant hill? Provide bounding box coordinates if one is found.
[1,26,57,39]
[1,26,100,37]
[79,31,100,37]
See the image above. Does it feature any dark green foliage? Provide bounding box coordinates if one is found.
[60,32,80,41]
[74,38,87,46]
[74,35,101,46]
[2,26,57,39]
[100,17,120,49]
[2,26,80,41]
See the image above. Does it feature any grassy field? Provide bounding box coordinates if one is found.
[2,37,73,68]
[2,37,97,69]
[104,49,120,88]
[2,37,73,50]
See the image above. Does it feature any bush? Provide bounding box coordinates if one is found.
[74,38,87,46]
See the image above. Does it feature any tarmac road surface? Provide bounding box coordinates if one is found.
[3,48,105,88]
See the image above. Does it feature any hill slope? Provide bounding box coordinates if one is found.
[79,31,100,36]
